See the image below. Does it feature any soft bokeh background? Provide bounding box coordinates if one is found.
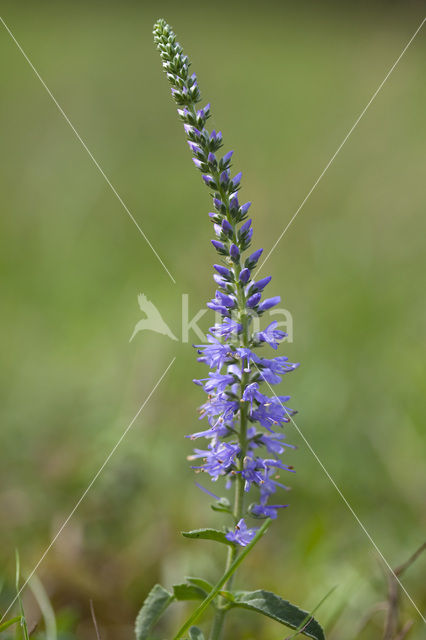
[1,1,425,638]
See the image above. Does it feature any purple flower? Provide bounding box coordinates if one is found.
[214,264,232,278]
[231,172,242,188]
[257,467,291,496]
[229,243,240,261]
[213,223,222,237]
[256,321,286,349]
[207,301,230,316]
[177,107,190,118]
[154,18,299,540]
[247,293,261,308]
[249,276,271,293]
[246,248,263,267]
[235,348,260,367]
[239,268,251,283]
[257,356,299,384]
[263,458,295,474]
[196,103,210,120]
[203,174,216,188]
[251,397,296,431]
[210,318,242,340]
[188,141,202,155]
[188,421,230,441]
[241,456,266,491]
[251,502,288,519]
[211,240,226,253]
[213,198,224,211]
[201,372,235,393]
[195,335,233,369]
[239,218,252,235]
[222,150,234,164]
[258,296,281,311]
[192,158,204,169]
[240,202,251,216]
[245,228,253,244]
[184,123,201,137]
[191,441,240,481]
[208,290,236,316]
[229,195,239,212]
[220,170,230,186]
[221,219,233,235]
[258,432,296,455]
[242,382,264,409]
[225,519,258,546]
[198,393,238,425]
[213,276,227,289]
[215,290,236,309]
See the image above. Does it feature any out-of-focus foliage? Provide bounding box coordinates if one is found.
[0,1,425,638]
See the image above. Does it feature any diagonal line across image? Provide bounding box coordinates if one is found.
[254,15,426,278]
[0,16,177,285]
[1,7,424,632]
[253,363,426,626]
[0,356,176,624]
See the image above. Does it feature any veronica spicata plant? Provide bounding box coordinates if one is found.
[134,19,326,640]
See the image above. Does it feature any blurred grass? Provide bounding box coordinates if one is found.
[0,1,425,638]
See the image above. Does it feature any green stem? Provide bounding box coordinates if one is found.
[173,519,271,640]
[205,178,253,640]
[209,406,247,640]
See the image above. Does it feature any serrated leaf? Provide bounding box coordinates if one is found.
[182,528,234,546]
[188,626,205,640]
[185,577,213,595]
[135,584,174,640]
[229,590,325,640]
[173,583,206,601]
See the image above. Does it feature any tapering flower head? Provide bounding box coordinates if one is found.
[154,18,299,545]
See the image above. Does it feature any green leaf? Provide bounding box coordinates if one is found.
[188,626,205,640]
[14,550,29,640]
[229,590,325,640]
[27,573,57,640]
[182,528,234,546]
[217,590,235,602]
[172,519,272,640]
[173,584,206,602]
[0,616,21,632]
[210,498,232,514]
[135,584,174,640]
[185,577,213,595]
[285,586,336,639]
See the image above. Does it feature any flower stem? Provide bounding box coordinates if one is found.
[208,293,250,640]
[173,519,271,640]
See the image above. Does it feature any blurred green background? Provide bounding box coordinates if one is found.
[1,1,425,638]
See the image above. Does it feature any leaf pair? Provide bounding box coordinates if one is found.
[135,583,325,640]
